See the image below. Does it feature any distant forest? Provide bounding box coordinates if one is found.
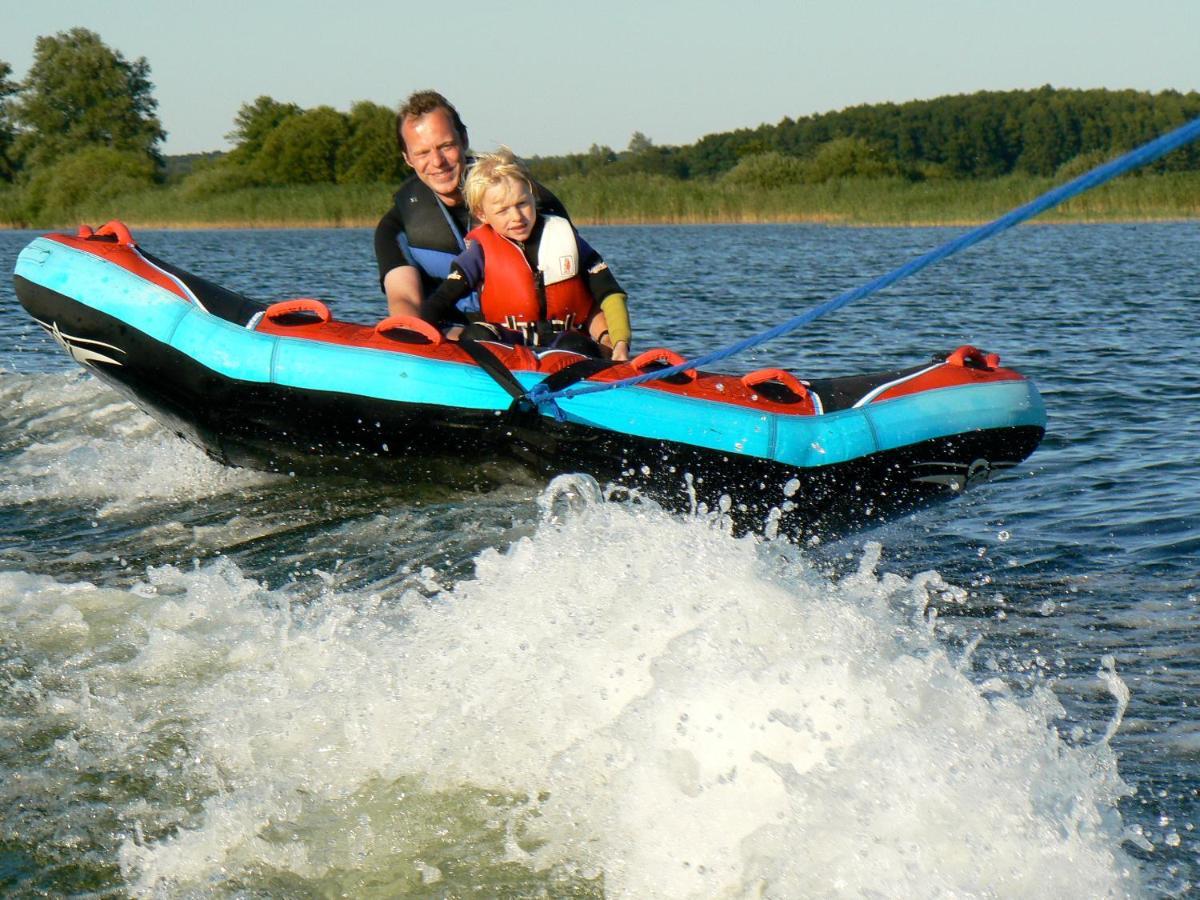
[527,87,1200,184]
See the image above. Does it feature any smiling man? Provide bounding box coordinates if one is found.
[373,90,567,318]
[373,91,473,317]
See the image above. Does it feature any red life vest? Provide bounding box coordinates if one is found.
[467,216,597,331]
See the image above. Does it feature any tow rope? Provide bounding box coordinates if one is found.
[524,113,1200,415]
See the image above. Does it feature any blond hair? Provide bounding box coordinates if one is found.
[464,146,534,215]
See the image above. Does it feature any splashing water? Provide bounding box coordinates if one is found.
[1,480,1140,898]
[1,373,278,514]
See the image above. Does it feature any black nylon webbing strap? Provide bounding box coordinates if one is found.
[457,339,529,404]
[537,357,614,394]
[460,339,617,414]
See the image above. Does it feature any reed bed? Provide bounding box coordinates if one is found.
[552,173,1200,225]
[4,173,1198,230]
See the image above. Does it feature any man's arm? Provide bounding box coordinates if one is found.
[374,208,423,316]
[382,266,424,317]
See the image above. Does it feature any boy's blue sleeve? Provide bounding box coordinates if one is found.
[453,240,486,289]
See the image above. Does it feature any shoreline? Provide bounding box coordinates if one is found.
[3,212,1197,231]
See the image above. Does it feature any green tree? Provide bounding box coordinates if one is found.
[527,143,616,181]
[804,137,898,182]
[336,100,405,184]
[12,28,164,172]
[1017,96,1071,176]
[721,151,807,189]
[254,106,349,184]
[0,59,17,181]
[225,95,303,165]
[627,131,653,154]
[680,131,743,178]
[177,157,266,200]
[24,145,156,219]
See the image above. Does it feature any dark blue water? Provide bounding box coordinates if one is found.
[2,222,1197,897]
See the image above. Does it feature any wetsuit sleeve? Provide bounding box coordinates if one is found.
[419,242,486,326]
[577,233,624,300]
[600,294,632,346]
[373,207,414,290]
[420,266,472,326]
[576,232,631,345]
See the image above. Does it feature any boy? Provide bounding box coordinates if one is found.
[420,148,631,360]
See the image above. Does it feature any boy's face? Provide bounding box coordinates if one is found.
[478,178,536,243]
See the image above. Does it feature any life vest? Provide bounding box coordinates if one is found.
[392,176,478,313]
[468,216,596,334]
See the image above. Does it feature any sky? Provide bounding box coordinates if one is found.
[2,0,1197,158]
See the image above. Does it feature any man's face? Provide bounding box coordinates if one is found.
[401,108,467,203]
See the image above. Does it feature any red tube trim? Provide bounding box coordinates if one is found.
[741,368,809,400]
[96,220,135,245]
[374,315,443,345]
[630,347,697,381]
[947,345,1000,369]
[263,298,331,324]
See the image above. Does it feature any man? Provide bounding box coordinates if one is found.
[373,91,567,318]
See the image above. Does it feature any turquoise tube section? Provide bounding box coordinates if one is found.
[16,235,1046,470]
[555,379,1044,467]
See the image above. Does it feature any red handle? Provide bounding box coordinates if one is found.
[374,314,443,345]
[263,298,331,324]
[95,220,135,245]
[630,347,696,380]
[946,345,1000,369]
[740,367,809,400]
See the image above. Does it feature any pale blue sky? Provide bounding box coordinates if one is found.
[3,0,1196,157]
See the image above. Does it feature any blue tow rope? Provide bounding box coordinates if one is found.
[526,113,1200,414]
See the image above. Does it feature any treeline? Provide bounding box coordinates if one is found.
[1,28,1198,227]
[528,87,1200,185]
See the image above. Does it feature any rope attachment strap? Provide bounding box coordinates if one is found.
[524,113,1200,411]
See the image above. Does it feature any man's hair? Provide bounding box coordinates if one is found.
[464,147,533,215]
[396,90,469,154]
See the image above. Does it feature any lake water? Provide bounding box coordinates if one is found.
[2,221,1198,897]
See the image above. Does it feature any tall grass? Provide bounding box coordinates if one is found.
[3,172,1198,230]
[550,172,1200,225]
[15,182,395,230]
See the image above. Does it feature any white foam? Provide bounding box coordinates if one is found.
[0,372,277,512]
[0,483,1141,897]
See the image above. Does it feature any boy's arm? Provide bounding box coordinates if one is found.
[420,267,473,326]
[577,234,631,352]
[419,241,485,327]
[598,294,631,359]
